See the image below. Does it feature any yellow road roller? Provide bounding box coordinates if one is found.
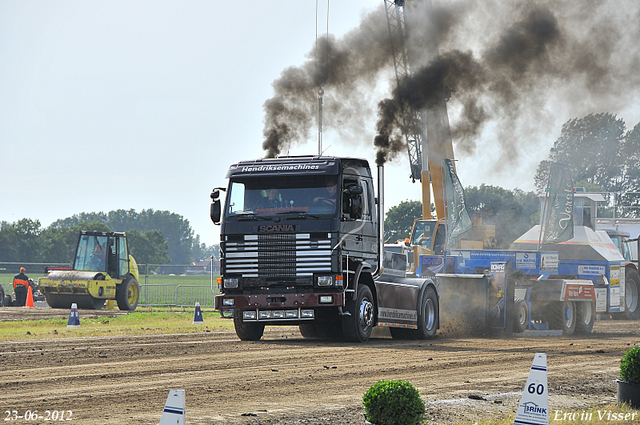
[39,231,140,310]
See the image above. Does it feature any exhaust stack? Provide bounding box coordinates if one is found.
[376,164,384,277]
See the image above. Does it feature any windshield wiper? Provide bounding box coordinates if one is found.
[277,211,320,219]
[236,212,275,222]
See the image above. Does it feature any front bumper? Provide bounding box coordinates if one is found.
[215,292,344,311]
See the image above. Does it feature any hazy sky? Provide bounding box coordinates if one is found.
[2,0,639,246]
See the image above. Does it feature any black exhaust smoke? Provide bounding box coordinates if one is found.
[263,1,640,174]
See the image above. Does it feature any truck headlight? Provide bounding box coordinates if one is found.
[317,276,332,287]
[222,298,235,306]
[259,310,272,319]
[224,278,239,289]
[286,310,298,318]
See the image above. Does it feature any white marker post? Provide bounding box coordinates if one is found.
[514,353,549,425]
[159,389,185,425]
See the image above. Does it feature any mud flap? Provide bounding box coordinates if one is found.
[436,274,491,335]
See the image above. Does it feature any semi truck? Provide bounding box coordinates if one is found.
[211,156,479,342]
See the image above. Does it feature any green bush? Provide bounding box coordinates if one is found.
[621,346,640,385]
[362,380,425,425]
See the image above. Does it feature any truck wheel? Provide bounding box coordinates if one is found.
[575,302,596,334]
[513,298,529,333]
[116,276,139,311]
[625,269,640,320]
[0,285,4,306]
[414,286,438,339]
[390,287,438,340]
[233,311,265,341]
[549,301,576,335]
[342,284,374,343]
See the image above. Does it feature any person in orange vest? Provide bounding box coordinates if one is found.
[13,267,29,307]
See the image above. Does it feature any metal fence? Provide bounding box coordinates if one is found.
[1,261,219,309]
[139,283,218,308]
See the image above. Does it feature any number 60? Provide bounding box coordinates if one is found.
[528,383,544,395]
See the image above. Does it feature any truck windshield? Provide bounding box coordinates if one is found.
[74,235,109,272]
[611,236,633,262]
[226,176,338,216]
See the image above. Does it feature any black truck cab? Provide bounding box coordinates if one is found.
[211,156,439,342]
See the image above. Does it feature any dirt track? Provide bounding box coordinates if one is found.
[0,312,638,425]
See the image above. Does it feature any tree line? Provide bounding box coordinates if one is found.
[385,113,640,243]
[384,186,538,248]
[535,113,640,216]
[0,209,219,266]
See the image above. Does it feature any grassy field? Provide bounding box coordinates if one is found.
[0,307,234,341]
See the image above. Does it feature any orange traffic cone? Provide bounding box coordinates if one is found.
[25,286,34,308]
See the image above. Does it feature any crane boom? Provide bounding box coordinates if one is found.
[384,0,455,222]
[383,0,424,185]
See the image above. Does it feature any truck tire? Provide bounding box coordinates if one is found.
[342,284,374,343]
[549,301,576,336]
[116,276,139,311]
[3,295,12,307]
[575,302,596,334]
[0,285,4,306]
[233,311,265,341]
[625,269,640,320]
[390,286,438,339]
[513,298,529,334]
[413,286,438,339]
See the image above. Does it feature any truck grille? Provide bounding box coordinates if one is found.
[224,233,332,278]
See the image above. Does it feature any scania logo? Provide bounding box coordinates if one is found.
[259,225,295,232]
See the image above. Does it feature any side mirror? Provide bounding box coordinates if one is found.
[210,187,225,225]
[342,184,363,219]
[210,201,221,225]
[350,196,363,219]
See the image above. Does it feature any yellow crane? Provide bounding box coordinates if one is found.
[384,0,493,272]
